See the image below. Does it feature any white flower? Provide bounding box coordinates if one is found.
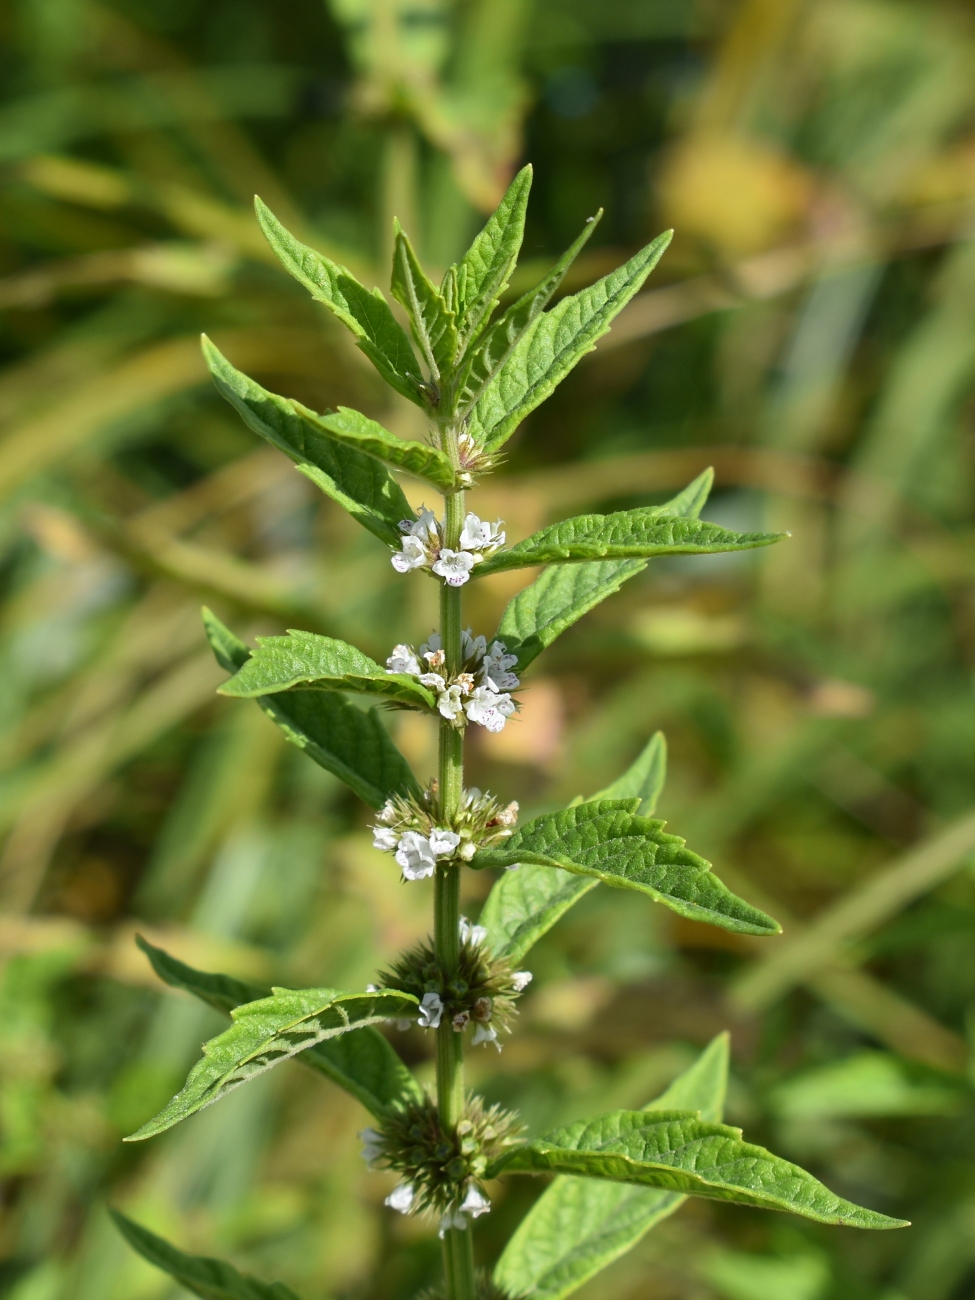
[418,992,444,1028]
[459,916,487,947]
[511,971,533,992]
[372,826,399,852]
[459,514,505,553]
[404,507,439,540]
[429,828,461,858]
[395,831,437,880]
[485,640,518,672]
[438,684,466,723]
[465,686,516,732]
[366,984,381,993]
[418,672,446,692]
[460,1185,491,1218]
[391,534,429,573]
[420,632,442,656]
[472,1022,501,1050]
[459,840,476,861]
[439,1209,469,1237]
[377,799,397,824]
[432,548,476,586]
[461,629,487,660]
[385,1183,415,1214]
[360,1127,384,1164]
[386,643,422,676]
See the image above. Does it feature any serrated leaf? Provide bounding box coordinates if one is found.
[218,629,436,710]
[111,1210,300,1300]
[454,209,603,414]
[660,467,715,520]
[490,1110,908,1229]
[202,610,420,808]
[493,1035,729,1300]
[590,732,667,816]
[476,510,785,577]
[472,801,780,936]
[391,223,457,379]
[292,402,456,491]
[467,229,673,452]
[126,986,418,1140]
[135,935,421,1117]
[453,163,533,343]
[202,338,412,547]
[254,198,424,406]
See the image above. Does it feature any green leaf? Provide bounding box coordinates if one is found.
[590,732,667,816]
[476,510,785,577]
[493,1035,729,1300]
[454,209,603,415]
[202,337,412,547]
[202,609,419,808]
[135,935,421,1117]
[125,986,418,1140]
[490,1110,908,1229]
[660,467,715,520]
[254,198,424,406]
[467,229,673,453]
[217,629,436,710]
[453,163,533,343]
[472,801,780,936]
[292,402,456,491]
[391,222,457,379]
[111,1210,300,1300]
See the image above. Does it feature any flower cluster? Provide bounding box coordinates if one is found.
[360,1095,522,1235]
[387,630,519,733]
[390,509,505,586]
[371,784,519,879]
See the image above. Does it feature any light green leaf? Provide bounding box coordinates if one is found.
[467,229,673,452]
[217,629,436,710]
[490,1110,908,1229]
[476,511,785,577]
[454,209,603,414]
[590,732,667,816]
[472,801,780,936]
[391,222,457,379]
[453,163,533,343]
[125,986,418,1140]
[202,337,412,547]
[203,610,419,808]
[254,198,424,405]
[493,1035,729,1300]
[135,935,421,1117]
[111,1210,300,1300]
[660,467,715,519]
[292,401,456,491]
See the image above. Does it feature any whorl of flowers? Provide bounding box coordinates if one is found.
[391,508,505,586]
[387,630,520,733]
[359,1095,522,1236]
[371,784,519,880]
[416,1274,513,1300]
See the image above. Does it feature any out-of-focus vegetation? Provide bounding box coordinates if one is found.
[2,0,975,1295]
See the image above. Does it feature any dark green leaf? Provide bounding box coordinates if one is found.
[135,935,421,1117]
[493,1035,729,1300]
[218,629,436,710]
[111,1210,300,1300]
[391,222,457,379]
[472,801,780,936]
[589,732,667,816]
[453,163,533,343]
[467,229,673,452]
[254,198,424,405]
[202,337,412,547]
[202,610,420,808]
[292,401,456,490]
[126,986,418,1140]
[490,1110,908,1229]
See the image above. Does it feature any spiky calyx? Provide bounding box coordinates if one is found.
[378,935,527,1037]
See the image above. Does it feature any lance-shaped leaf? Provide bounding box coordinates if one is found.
[254,198,424,406]
[489,1110,908,1229]
[292,401,456,491]
[391,222,457,379]
[203,610,419,809]
[452,163,533,343]
[493,1034,728,1300]
[455,209,603,415]
[218,630,436,710]
[111,1211,300,1300]
[476,510,785,577]
[202,338,412,547]
[126,986,419,1140]
[136,935,421,1117]
[480,737,667,962]
[467,229,673,452]
[472,801,779,936]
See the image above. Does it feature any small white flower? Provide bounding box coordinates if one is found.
[395,831,437,880]
[461,629,487,661]
[511,971,533,992]
[432,548,476,586]
[429,828,461,858]
[459,514,505,553]
[391,534,429,573]
[459,916,488,947]
[360,1127,384,1164]
[420,632,442,656]
[385,1183,415,1214]
[472,1022,501,1050]
[459,840,477,861]
[465,686,516,733]
[424,648,445,669]
[460,1185,491,1218]
[386,644,422,675]
[438,684,466,722]
[372,826,399,852]
[486,641,518,672]
[418,991,444,1028]
[418,671,447,692]
[406,507,439,540]
[484,670,519,692]
[439,1209,469,1237]
[496,801,519,827]
[366,983,381,993]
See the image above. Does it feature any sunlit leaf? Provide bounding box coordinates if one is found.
[292,401,456,490]
[391,222,457,378]
[452,163,533,343]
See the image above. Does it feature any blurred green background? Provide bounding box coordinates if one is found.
[3,0,975,1296]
